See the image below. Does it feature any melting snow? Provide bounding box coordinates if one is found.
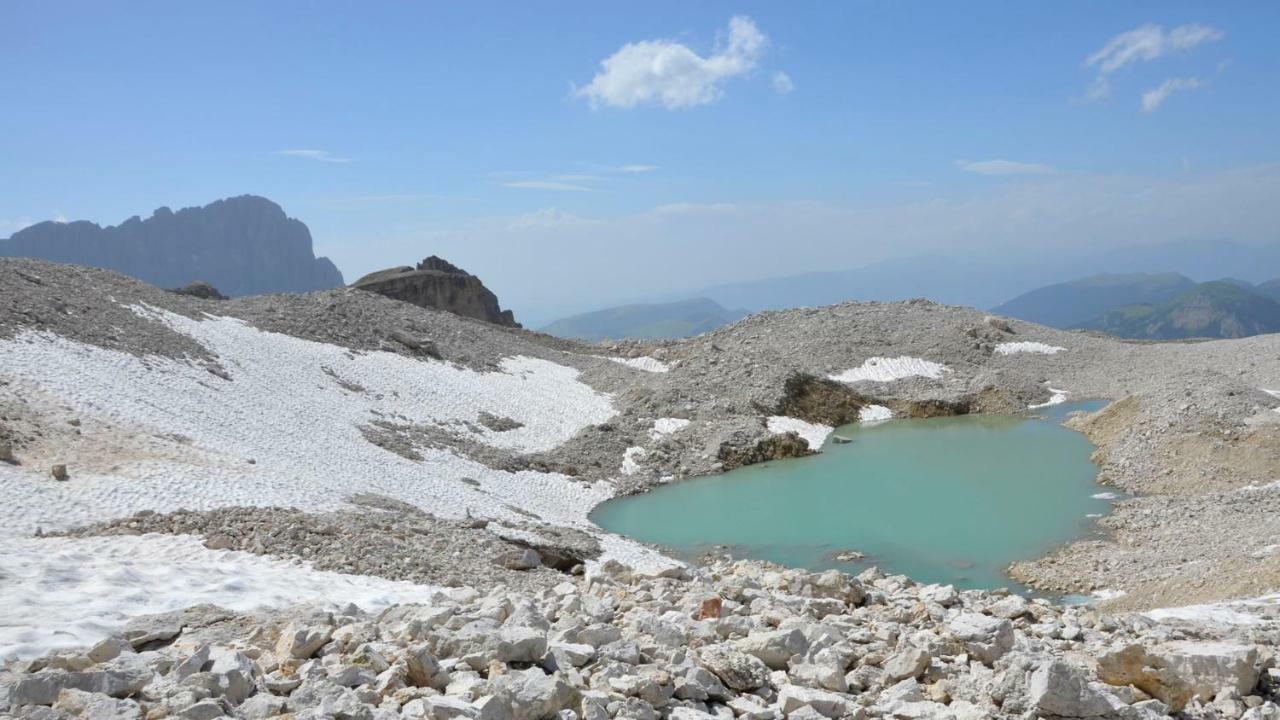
[766,416,833,450]
[0,308,620,538]
[1092,492,1120,500]
[620,446,647,475]
[995,341,1065,355]
[649,417,691,440]
[859,405,893,423]
[829,357,948,384]
[606,356,671,373]
[0,534,441,662]
[1029,388,1069,409]
[1144,594,1280,626]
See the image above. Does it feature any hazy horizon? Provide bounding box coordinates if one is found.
[4,2,1279,323]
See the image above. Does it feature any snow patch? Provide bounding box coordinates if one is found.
[606,356,671,373]
[1092,492,1120,500]
[1144,594,1280,626]
[766,416,833,450]
[858,405,893,423]
[1264,389,1280,412]
[995,341,1065,356]
[829,356,948,384]
[1030,388,1069,409]
[649,417,691,440]
[620,446,647,475]
[0,534,439,662]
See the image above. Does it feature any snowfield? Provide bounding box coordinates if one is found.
[0,306,620,538]
[0,306,695,658]
[0,534,443,663]
[766,416,833,450]
[829,356,948,384]
[995,341,1065,355]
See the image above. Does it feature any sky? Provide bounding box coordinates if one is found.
[3,1,1279,324]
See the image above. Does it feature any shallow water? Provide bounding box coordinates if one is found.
[592,401,1111,590]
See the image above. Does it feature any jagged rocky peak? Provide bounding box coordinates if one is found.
[0,195,345,297]
[352,256,520,327]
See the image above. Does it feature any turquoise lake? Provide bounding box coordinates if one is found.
[592,401,1111,590]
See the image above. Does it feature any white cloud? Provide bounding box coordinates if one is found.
[1083,23,1223,101]
[618,165,658,173]
[957,159,1056,176]
[771,71,794,95]
[1142,76,1206,112]
[574,16,767,110]
[501,180,592,192]
[275,149,352,163]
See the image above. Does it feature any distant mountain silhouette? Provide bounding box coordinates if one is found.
[0,195,344,296]
[686,240,1280,315]
[542,297,748,341]
[1081,280,1280,340]
[991,273,1196,329]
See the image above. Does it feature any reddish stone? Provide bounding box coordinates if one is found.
[698,596,723,620]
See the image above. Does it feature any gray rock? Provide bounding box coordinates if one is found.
[276,622,333,660]
[734,629,808,670]
[697,645,771,692]
[489,668,573,720]
[1028,661,1117,719]
[882,647,930,683]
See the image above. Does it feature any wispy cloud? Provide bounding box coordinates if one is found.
[957,159,1056,176]
[617,164,658,173]
[275,149,352,163]
[502,180,593,192]
[1142,76,1207,112]
[771,72,794,95]
[1083,23,1224,101]
[573,16,768,110]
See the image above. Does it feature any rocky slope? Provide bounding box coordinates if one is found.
[4,258,1280,719]
[0,196,344,296]
[354,257,519,327]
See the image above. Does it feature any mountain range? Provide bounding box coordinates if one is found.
[0,195,343,296]
[995,273,1280,339]
[540,297,747,341]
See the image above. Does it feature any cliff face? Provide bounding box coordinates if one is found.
[0,195,344,296]
[353,256,519,327]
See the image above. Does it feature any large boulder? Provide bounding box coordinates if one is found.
[1097,641,1260,711]
[1028,661,1117,718]
[697,645,771,691]
[353,256,519,327]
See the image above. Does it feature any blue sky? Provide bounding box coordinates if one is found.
[3,2,1279,322]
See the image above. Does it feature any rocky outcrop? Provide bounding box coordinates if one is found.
[353,256,519,327]
[717,432,812,470]
[0,196,344,297]
[772,373,870,426]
